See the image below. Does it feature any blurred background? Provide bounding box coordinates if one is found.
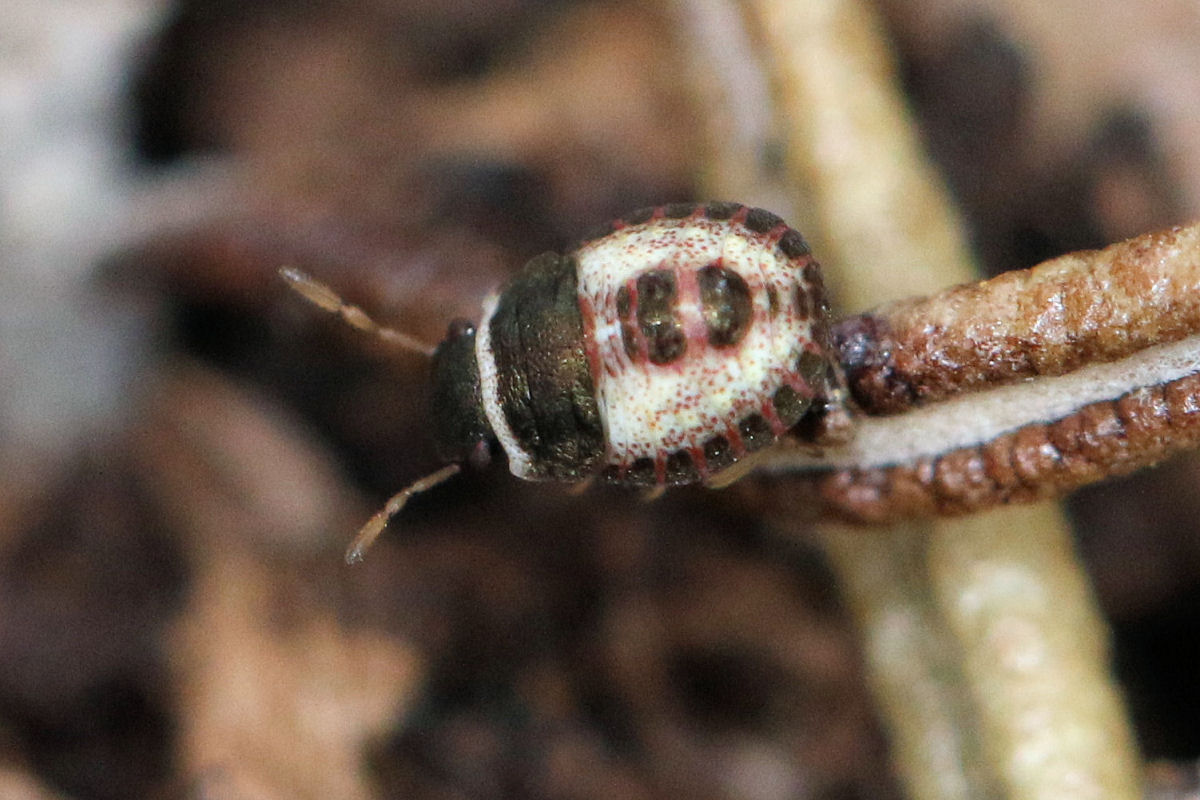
[4,1,1200,798]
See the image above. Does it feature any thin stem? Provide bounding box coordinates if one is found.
[736,1,1144,798]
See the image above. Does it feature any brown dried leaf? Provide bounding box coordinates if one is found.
[171,545,421,800]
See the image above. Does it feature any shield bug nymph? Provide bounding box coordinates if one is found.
[282,202,851,562]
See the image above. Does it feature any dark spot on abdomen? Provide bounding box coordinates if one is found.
[738,413,774,452]
[636,269,687,364]
[772,384,812,427]
[703,434,736,471]
[698,265,752,347]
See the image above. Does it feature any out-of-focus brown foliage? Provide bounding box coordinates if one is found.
[5,0,1200,798]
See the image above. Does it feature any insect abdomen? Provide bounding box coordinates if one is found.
[576,202,842,486]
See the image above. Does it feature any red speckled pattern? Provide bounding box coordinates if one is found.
[575,207,819,480]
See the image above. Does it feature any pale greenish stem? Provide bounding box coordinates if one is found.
[685,1,1145,798]
[928,505,1143,800]
[819,521,1001,800]
[743,0,975,306]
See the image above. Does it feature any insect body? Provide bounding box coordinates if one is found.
[283,201,850,560]
[435,201,849,487]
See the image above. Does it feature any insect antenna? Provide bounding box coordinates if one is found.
[279,267,436,357]
[344,463,462,565]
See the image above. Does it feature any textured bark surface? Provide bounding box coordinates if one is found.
[808,371,1200,523]
[837,224,1200,414]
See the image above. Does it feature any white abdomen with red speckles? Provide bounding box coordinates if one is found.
[574,214,816,475]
